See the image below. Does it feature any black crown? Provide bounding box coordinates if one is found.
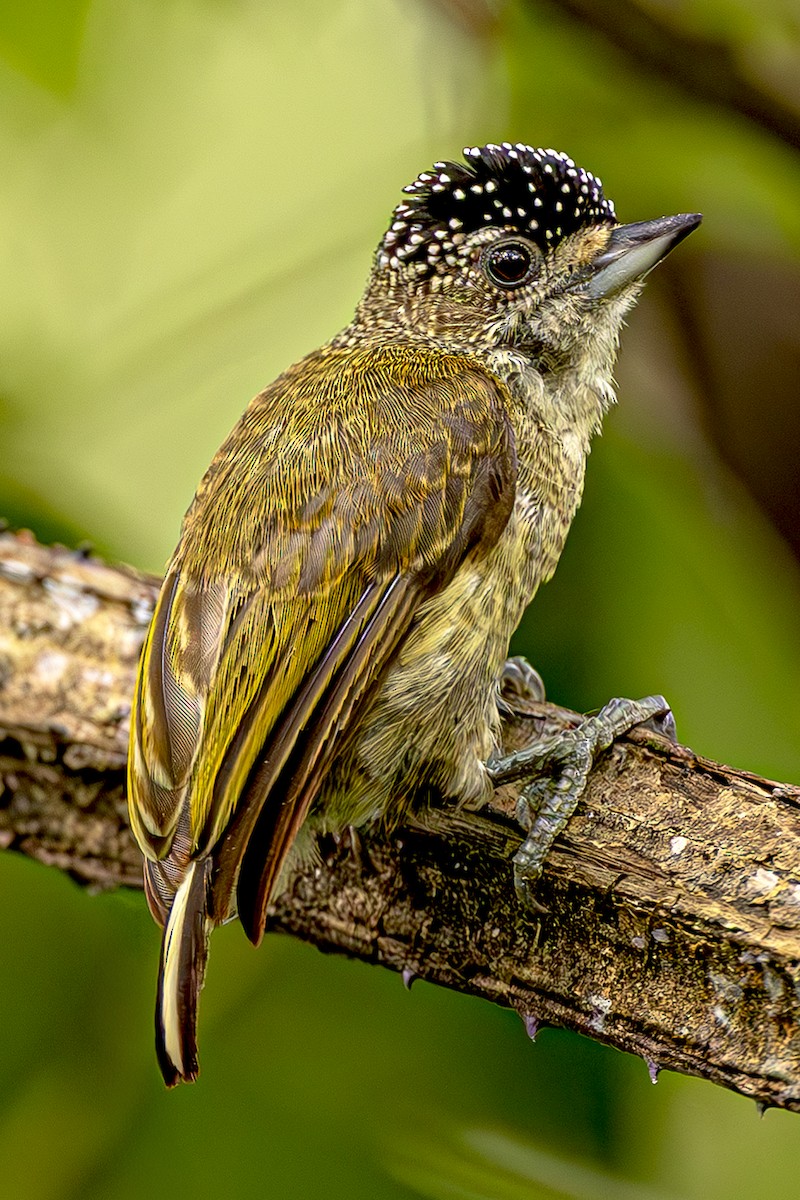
[380,142,616,278]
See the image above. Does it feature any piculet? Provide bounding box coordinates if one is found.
[127,142,700,1085]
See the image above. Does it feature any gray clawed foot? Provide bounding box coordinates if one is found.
[488,694,674,908]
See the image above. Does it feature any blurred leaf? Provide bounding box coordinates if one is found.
[0,0,90,96]
[387,1124,680,1200]
[0,473,97,550]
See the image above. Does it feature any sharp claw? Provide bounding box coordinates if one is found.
[513,860,549,912]
[499,656,546,705]
[639,703,677,742]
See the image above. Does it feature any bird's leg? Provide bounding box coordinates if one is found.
[488,694,676,906]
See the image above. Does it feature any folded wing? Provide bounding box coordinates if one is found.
[127,344,517,1082]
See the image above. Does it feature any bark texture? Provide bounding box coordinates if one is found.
[1,529,800,1111]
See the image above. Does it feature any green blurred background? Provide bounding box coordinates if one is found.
[2,0,800,1196]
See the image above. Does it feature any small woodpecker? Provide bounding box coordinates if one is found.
[127,141,700,1085]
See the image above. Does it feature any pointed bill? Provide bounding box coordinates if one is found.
[580,213,702,299]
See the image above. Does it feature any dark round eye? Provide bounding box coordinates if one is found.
[483,241,536,288]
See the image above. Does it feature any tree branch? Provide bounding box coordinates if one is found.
[542,0,800,153]
[2,528,800,1110]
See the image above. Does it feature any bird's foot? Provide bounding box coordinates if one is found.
[487,694,675,907]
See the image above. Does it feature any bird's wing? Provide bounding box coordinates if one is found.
[127,344,517,943]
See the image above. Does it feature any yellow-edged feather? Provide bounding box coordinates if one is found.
[127,343,515,936]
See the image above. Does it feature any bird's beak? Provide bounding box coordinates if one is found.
[580,213,702,299]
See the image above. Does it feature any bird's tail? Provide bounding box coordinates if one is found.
[154,858,212,1087]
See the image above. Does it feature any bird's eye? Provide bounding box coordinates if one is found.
[483,240,537,288]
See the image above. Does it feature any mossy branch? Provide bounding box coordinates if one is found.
[1,529,800,1111]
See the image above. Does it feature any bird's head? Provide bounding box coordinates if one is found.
[353,142,700,382]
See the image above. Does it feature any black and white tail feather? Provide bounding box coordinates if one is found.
[153,859,212,1087]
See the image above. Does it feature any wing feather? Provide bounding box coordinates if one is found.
[213,574,416,939]
[128,344,517,932]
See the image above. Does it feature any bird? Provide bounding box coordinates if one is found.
[127,141,700,1085]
